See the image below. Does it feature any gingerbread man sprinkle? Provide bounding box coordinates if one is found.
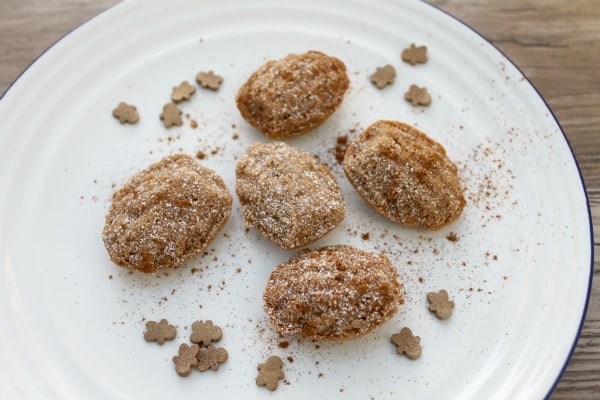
[427,289,455,320]
[401,43,428,65]
[143,319,177,345]
[391,327,422,360]
[256,355,285,391]
[370,64,396,89]
[172,343,200,377]
[404,84,432,106]
[160,102,183,128]
[190,320,223,347]
[196,70,223,90]
[197,344,228,372]
[171,81,196,103]
[112,102,139,124]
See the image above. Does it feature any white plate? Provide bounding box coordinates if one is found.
[0,0,592,399]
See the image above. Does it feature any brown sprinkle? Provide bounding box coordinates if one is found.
[144,319,177,345]
[427,289,455,320]
[256,355,285,391]
[401,44,428,65]
[112,102,139,124]
[196,70,223,90]
[370,64,396,89]
[404,84,431,106]
[160,102,183,128]
[391,327,422,360]
[171,81,196,103]
[190,320,223,346]
[172,343,200,377]
[197,344,228,372]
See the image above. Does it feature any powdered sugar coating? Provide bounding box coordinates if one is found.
[343,120,466,230]
[102,154,232,272]
[263,245,403,340]
[236,142,345,249]
[236,51,349,138]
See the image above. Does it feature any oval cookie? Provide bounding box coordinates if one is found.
[263,245,403,340]
[102,154,232,272]
[236,142,345,249]
[343,120,465,230]
[236,51,349,138]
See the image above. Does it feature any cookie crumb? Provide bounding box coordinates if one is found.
[112,102,139,124]
[427,289,455,320]
[370,64,396,89]
[391,327,422,360]
[256,355,285,391]
[196,70,223,90]
[196,151,206,159]
[404,84,431,106]
[401,44,428,65]
[446,232,459,242]
[144,319,177,345]
[160,103,183,128]
[334,135,349,163]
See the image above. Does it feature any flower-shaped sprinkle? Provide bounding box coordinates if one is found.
[196,70,223,90]
[171,81,196,103]
[370,64,396,89]
[143,319,177,345]
[172,343,200,377]
[404,84,432,106]
[427,289,455,320]
[401,44,428,65]
[190,320,223,346]
[160,102,183,128]
[391,327,422,360]
[112,102,139,124]
[256,355,285,391]
[197,344,228,372]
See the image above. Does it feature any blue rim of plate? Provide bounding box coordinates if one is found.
[0,1,594,398]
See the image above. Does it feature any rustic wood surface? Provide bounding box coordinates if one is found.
[0,0,598,398]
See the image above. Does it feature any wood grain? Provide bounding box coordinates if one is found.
[1,1,598,398]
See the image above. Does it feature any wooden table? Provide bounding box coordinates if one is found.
[1,1,598,398]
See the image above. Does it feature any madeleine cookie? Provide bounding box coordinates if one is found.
[343,120,465,230]
[263,245,403,340]
[102,154,232,272]
[236,142,345,249]
[236,51,349,138]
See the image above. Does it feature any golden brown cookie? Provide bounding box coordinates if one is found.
[236,51,349,138]
[235,142,345,249]
[343,120,465,230]
[102,154,232,272]
[263,245,403,340]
